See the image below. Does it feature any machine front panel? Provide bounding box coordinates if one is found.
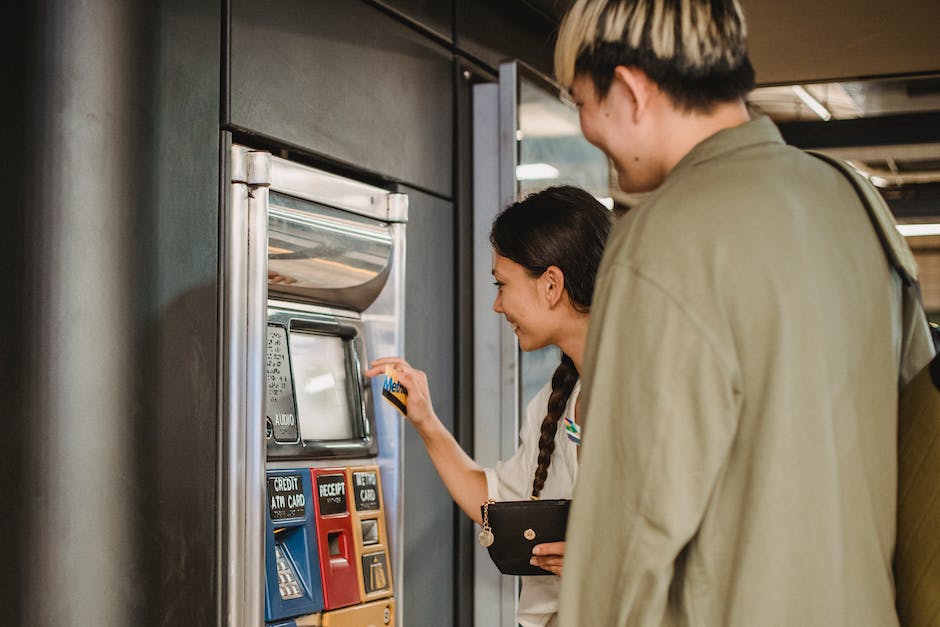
[260,158,404,626]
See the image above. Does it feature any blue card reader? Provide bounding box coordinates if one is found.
[264,469,325,622]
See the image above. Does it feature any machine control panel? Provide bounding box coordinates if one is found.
[347,466,393,602]
[263,470,325,623]
[266,325,300,444]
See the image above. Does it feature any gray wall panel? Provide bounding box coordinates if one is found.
[401,187,457,627]
[230,0,454,198]
[8,1,221,625]
[452,58,494,627]
[148,1,222,625]
[1,3,35,623]
[370,0,454,42]
[456,0,557,80]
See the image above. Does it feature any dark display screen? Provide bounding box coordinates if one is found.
[266,311,377,461]
[290,332,357,441]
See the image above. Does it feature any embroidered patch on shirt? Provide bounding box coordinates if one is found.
[563,414,581,446]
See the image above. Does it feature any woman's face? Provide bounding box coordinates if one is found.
[491,252,553,352]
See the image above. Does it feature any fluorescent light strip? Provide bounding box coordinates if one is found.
[792,85,832,121]
[516,163,560,180]
[896,223,940,237]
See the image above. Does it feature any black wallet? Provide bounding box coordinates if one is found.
[479,499,570,576]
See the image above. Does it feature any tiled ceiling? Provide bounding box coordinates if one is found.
[524,0,940,311]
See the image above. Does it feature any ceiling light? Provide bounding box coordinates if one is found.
[792,85,832,121]
[896,223,940,237]
[596,197,614,210]
[516,163,560,180]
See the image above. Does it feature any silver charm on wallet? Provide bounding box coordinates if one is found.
[479,499,495,547]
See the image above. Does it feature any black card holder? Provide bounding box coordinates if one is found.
[480,499,570,576]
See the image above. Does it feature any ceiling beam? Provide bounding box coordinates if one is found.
[778,112,940,149]
[881,182,940,220]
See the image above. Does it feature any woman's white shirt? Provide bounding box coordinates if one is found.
[482,379,581,627]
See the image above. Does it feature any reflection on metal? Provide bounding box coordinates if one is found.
[515,69,611,406]
[265,157,404,313]
[221,144,270,627]
[517,76,610,200]
[268,156,408,223]
[267,193,394,312]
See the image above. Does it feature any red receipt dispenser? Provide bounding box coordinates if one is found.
[346,466,393,602]
[311,468,361,610]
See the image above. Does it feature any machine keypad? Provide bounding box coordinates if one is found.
[274,544,304,600]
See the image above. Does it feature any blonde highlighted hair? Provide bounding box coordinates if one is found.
[555,0,753,112]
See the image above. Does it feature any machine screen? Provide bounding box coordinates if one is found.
[290,332,357,440]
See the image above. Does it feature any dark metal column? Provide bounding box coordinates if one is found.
[3,1,222,625]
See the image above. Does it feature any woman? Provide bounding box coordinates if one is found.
[366,185,611,627]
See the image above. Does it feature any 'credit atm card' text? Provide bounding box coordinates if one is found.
[268,474,306,520]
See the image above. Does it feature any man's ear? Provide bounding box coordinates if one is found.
[542,266,566,307]
[612,65,654,123]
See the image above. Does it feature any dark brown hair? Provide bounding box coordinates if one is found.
[490,186,612,497]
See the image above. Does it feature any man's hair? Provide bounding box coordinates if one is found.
[555,0,755,113]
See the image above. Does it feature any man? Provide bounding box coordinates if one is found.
[553,1,934,625]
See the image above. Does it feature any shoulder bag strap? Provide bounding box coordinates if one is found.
[808,151,935,383]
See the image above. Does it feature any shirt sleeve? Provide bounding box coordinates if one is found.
[558,260,740,626]
[483,383,552,501]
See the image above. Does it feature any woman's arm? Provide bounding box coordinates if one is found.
[366,357,488,524]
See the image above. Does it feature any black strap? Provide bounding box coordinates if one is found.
[809,151,917,288]
[809,150,939,365]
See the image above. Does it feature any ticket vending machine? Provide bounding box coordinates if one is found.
[235,147,406,627]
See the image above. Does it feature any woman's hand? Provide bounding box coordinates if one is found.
[530,541,565,576]
[365,357,489,521]
[365,357,437,432]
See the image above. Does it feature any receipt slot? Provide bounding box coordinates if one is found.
[312,468,361,610]
[264,470,325,623]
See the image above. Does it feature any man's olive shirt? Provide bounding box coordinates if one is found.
[560,117,931,626]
